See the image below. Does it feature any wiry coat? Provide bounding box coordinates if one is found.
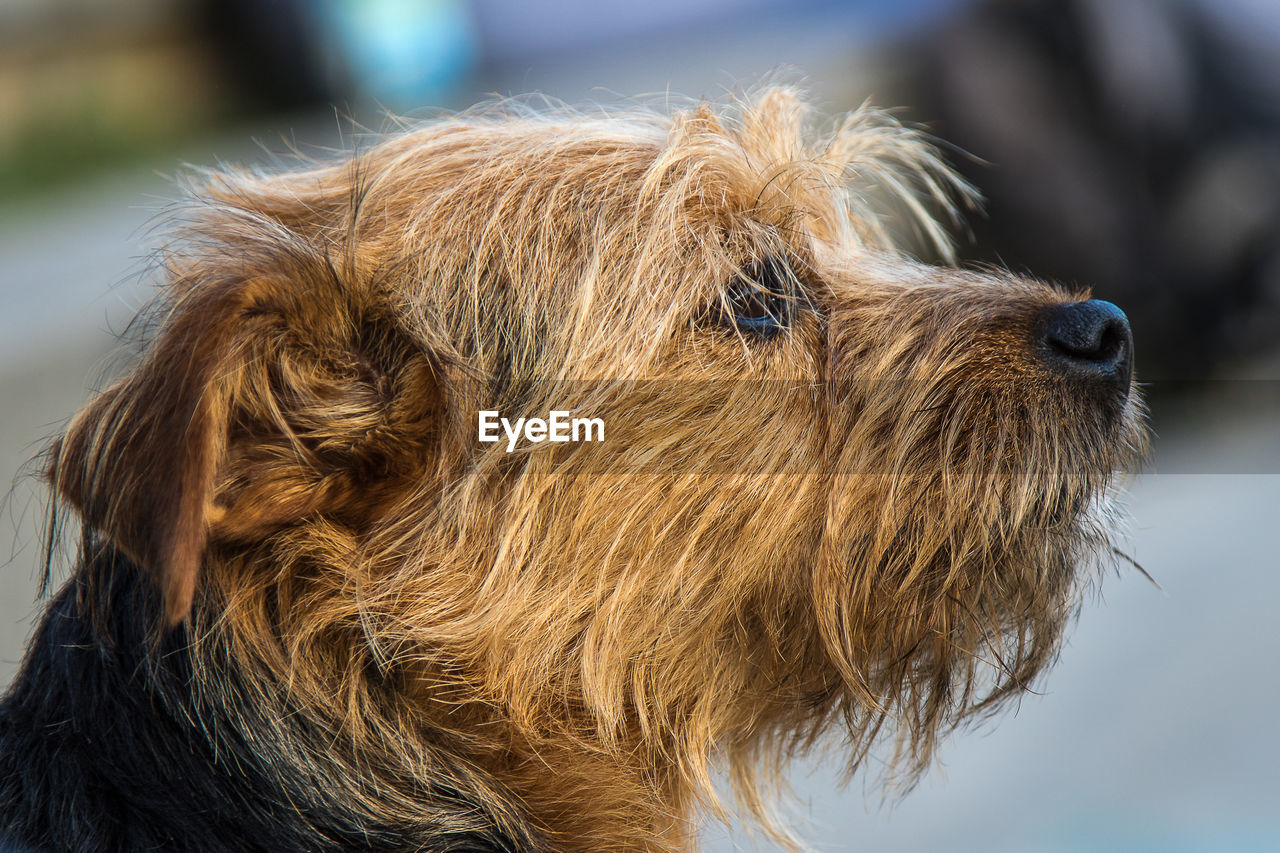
[0,88,1146,851]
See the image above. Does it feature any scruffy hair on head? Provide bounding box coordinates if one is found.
[43,86,1146,850]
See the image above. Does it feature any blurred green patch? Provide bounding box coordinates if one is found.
[0,35,231,199]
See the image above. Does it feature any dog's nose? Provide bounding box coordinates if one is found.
[1039,299,1133,393]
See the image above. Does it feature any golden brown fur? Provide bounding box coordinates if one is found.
[44,87,1146,850]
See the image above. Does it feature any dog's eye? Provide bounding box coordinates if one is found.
[725,258,792,337]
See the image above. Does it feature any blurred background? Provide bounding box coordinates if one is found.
[1,0,1277,850]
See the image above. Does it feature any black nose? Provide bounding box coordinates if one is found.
[1039,300,1133,393]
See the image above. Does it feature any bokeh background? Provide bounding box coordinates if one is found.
[2,1,1278,850]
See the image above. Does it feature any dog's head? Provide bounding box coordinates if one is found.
[50,87,1146,835]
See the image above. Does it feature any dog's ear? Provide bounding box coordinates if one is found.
[51,215,448,627]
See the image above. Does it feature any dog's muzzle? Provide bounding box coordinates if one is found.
[1038,299,1134,397]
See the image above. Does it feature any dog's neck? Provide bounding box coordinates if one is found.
[0,547,538,852]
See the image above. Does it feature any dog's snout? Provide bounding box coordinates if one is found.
[1039,299,1133,392]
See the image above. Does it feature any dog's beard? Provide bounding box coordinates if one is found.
[805,374,1145,787]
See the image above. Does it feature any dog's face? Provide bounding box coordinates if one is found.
[51,87,1146,830]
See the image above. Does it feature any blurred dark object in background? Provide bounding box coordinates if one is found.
[199,0,478,112]
[900,0,1280,379]
[198,0,332,111]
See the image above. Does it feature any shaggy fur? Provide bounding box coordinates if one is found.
[0,87,1147,851]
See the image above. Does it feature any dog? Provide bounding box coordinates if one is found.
[0,87,1147,851]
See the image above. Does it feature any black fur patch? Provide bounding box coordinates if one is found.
[0,548,540,852]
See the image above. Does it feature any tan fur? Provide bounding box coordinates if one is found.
[47,87,1147,850]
